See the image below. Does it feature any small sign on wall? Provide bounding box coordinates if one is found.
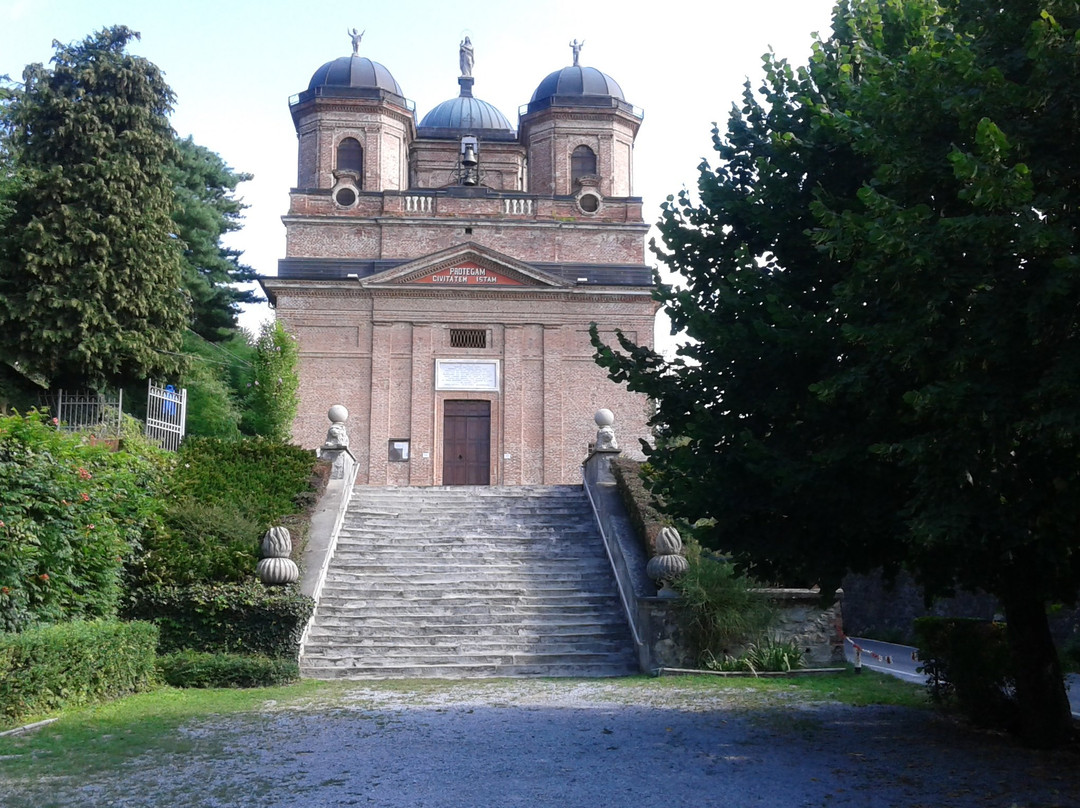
[435,359,500,391]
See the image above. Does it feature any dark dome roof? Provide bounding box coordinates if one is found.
[420,96,514,135]
[418,76,515,140]
[527,65,626,113]
[307,55,405,99]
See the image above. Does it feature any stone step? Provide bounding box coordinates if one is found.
[310,602,625,618]
[301,484,636,679]
[301,653,635,670]
[300,662,638,680]
[304,634,633,651]
[302,622,626,635]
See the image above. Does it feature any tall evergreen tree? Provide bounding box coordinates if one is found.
[594,0,1080,746]
[170,136,260,342]
[0,27,187,392]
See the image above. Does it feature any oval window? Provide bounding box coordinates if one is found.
[578,193,600,213]
[335,187,357,206]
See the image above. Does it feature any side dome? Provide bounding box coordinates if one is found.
[306,55,406,104]
[527,65,626,113]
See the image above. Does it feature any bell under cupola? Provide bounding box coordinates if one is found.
[412,39,525,191]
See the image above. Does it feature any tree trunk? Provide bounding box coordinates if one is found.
[1001,590,1074,748]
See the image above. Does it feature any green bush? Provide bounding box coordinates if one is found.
[704,638,806,674]
[157,651,300,688]
[914,617,1017,730]
[133,498,264,586]
[0,620,159,726]
[241,320,299,441]
[0,411,170,631]
[171,436,316,527]
[124,437,317,589]
[123,582,314,658]
[675,545,776,663]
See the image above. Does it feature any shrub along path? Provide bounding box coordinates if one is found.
[1,677,1077,807]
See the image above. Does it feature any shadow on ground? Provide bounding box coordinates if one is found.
[2,682,1077,808]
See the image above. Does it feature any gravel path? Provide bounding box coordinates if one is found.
[3,680,1077,808]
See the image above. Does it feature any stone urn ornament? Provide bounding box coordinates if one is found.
[257,526,299,586]
[647,526,689,597]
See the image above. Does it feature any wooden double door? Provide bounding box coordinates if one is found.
[442,400,490,485]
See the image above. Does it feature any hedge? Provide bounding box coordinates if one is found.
[611,458,667,555]
[157,651,300,688]
[0,620,159,726]
[123,582,314,658]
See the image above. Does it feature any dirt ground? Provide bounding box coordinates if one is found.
[2,680,1077,808]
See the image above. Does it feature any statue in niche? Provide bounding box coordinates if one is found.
[459,36,474,77]
[349,28,365,56]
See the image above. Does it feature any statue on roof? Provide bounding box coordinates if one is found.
[570,39,585,66]
[459,36,474,77]
[349,28,365,56]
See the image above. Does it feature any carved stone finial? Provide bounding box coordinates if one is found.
[459,36,474,77]
[647,526,689,597]
[323,404,349,449]
[594,408,618,451]
[258,527,299,585]
[569,38,585,66]
[349,28,365,56]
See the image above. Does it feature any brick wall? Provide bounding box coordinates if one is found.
[277,284,656,485]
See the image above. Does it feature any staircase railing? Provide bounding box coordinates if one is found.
[582,454,645,652]
[298,447,356,655]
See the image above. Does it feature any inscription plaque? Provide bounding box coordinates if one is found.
[435,359,500,391]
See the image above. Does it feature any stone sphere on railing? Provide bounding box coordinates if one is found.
[593,409,618,451]
[324,405,350,450]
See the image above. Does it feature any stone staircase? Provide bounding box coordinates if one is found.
[300,485,638,679]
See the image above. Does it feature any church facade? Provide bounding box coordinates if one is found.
[262,38,657,486]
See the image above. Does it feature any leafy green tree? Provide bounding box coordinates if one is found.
[243,320,299,442]
[0,27,187,393]
[594,0,1080,746]
[170,136,260,342]
[177,331,247,439]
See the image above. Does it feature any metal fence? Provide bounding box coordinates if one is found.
[47,389,124,439]
[145,380,187,451]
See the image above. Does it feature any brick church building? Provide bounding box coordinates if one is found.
[262,38,657,485]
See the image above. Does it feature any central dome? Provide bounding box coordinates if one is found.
[419,77,515,140]
[420,96,514,136]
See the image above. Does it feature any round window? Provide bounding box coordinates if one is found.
[335,187,357,206]
[578,193,600,213]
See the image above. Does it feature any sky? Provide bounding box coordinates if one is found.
[0,0,837,342]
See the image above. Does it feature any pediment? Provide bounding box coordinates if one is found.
[361,243,570,289]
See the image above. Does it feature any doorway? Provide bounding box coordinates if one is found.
[442,400,491,485]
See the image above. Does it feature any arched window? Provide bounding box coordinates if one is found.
[570,145,596,185]
[337,137,363,184]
